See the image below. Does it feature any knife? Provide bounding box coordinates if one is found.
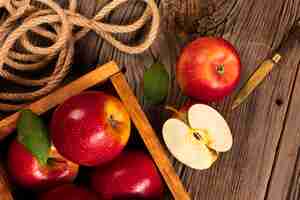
[232,24,300,109]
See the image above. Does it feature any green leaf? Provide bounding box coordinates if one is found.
[17,110,50,165]
[143,62,169,105]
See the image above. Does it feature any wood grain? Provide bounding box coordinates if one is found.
[2,0,300,199]
[266,39,300,200]
[173,0,300,200]
[286,149,300,200]
[60,0,300,199]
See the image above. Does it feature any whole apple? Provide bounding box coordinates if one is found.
[91,150,164,200]
[51,91,131,166]
[177,37,241,102]
[39,184,99,200]
[7,140,79,189]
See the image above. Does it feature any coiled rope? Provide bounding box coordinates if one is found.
[0,0,160,111]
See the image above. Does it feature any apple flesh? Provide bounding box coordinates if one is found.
[188,104,232,152]
[163,104,232,170]
[51,91,131,166]
[91,150,164,200]
[177,37,241,102]
[7,140,79,189]
[39,184,99,200]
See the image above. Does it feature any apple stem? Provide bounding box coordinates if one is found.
[216,64,225,75]
[165,106,188,123]
[165,106,180,115]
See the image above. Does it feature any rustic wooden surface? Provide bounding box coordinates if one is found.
[64,0,300,199]
[3,0,300,199]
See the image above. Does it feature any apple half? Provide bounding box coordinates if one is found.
[162,104,232,170]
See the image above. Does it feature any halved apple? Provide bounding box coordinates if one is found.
[162,104,232,170]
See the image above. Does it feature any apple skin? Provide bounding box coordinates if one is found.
[177,37,241,102]
[7,140,79,189]
[168,100,196,122]
[91,150,164,200]
[51,91,131,167]
[39,184,99,200]
[178,100,195,113]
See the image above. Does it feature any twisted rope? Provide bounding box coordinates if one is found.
[0,0,160,111]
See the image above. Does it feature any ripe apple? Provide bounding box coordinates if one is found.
[163,104,233,170]
[177,37,241,102]
[7,140,79,189]
[91,150,164,200]
[39,184,99,200]
[51,91,131,166]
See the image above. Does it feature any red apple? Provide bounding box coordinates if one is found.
[39,184,99,200]
[91,150,164,200]
[51,91,131,166]
[177,37,241,102]
[7,140,79,189]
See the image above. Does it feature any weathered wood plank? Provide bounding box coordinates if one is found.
[159,0,300,200]
[266,29,300,199]
[286,149,300,200]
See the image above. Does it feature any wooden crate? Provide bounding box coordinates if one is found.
[0,61,190,200]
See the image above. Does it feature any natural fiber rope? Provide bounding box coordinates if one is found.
[0,0,160,111]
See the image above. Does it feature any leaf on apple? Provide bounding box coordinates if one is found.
[17,110,50,165]
[143,62,169,105]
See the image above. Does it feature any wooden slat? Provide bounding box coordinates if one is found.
[156,0,300,200]
[266,46,300,199]
[285,149,300,200]
[110,72,190,200]
[0,61,120,140]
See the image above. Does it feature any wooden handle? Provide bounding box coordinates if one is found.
[0,61,120,140]
[0,164,13,200]
[232,54,282,109]
[110,72,190,200]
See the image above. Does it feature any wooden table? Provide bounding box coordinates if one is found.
[7,0,300,199]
